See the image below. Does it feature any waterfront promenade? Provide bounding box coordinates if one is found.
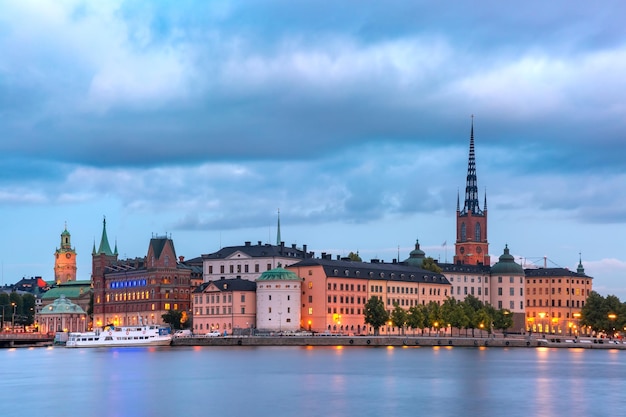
[172,334,626,350]
[0,332,54,348]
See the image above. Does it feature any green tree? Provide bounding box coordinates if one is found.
[162,310,184,330]
[407,305,426,336]
[22,294,36,325]
[390,303,408,335]
[347,251,362,262]
[442,297,468,336]
[475,308,493,336]
[426,301,442,336]
[493,309,514,337]
[462,295,484,337]
[364,296,389,335]
[421,257,442,274]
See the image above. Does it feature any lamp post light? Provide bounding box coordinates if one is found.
[11,302,17,332]
[573,312,582,336]
[608,313,617,338]
[479,323,484,338]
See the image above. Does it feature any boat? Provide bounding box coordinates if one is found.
[66,324,172,348]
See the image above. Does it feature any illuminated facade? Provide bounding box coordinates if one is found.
[524,260,592,335]
[54,225,77,284]
[288,257,451,334]
[192,278,256,335]
[91,218,191,328]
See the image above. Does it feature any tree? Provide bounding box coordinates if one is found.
[22,294,36,325]
[347,251,362,262]
[364,296,389,335]
[493,309,514,337]
[462,295,484,337]
[421,257,442,274]
[390,303,408,335]
[475,308,493,336]
[442,297,468,336]
[426,301,442,336]
[162,310,185,330]
[407,305,426,336]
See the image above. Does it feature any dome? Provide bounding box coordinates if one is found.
[491,245,524,275]
[40,295,86,315]
[256,264,300,281]
[404,239,426,267]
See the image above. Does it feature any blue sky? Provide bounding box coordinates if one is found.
[1,1,625,298]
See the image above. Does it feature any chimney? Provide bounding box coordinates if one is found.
[179,256,185,262]
[258,241,262,246]
[245,241,251,246]
[336,255,340,260]
[303,245,307,256]
[292,243,297,249]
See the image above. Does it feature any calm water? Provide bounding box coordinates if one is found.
[1,345,624,417]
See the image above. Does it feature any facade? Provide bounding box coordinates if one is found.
[54,225,77,284]
[439,263,491,305]
[288,257,451,334]
[453,119,490,266]
[40,280,92,321]
[524,259,592,335]
[202,241,313,282]
[256,265,301,332]
[192,278,256,335]
[91,219,191,328]
[37,295,87,333]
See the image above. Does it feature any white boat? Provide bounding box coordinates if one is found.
[66,324,172,348]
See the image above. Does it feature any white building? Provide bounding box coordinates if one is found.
[255,265,301,332]
[201,241,312,283]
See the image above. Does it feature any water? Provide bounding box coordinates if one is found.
[1,345,624,417]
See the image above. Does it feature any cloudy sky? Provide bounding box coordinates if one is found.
[1,1,625,297]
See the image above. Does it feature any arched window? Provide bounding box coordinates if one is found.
[461,223,467,241]
[475,222,481,242]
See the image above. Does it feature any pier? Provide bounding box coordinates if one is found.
[0,333,54,348]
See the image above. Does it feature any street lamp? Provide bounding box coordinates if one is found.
[608,313,617,338]
[11,302,17,332]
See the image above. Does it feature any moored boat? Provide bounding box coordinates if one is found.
[66,324,172,348]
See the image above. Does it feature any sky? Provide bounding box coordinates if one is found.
[1,1,625,298]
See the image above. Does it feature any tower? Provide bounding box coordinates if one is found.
[54,223,77,284]
[453,117,490,266]
[91,217,119,327]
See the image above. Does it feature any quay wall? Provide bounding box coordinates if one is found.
[172,335,626,350]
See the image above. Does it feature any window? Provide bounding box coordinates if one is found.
[475,222,481,241]
[230,265,234,273]
[209,266,213,274]
[255,264,259,273]
[309,295,313,303]
[241,294,246,302]
[498,288,502,296]
[245,264,249,273]
[461,223,467,241]
[308,308,313,315]
[509,287,514,296]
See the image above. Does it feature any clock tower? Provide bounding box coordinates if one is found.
[54,224,77,284]
[453,118,490,266]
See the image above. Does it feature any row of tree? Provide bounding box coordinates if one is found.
[581,291,626,335]
[364,294,514,336]
[0,292,37,327]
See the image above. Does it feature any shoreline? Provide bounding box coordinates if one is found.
[171,334,625,349]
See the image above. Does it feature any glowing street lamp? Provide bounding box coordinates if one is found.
[479,323,484,338]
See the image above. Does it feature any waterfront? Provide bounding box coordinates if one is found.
[1,345,624,417]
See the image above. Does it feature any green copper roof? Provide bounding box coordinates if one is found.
[404,239,426,267]
[97,217,114,256]
[42,284,92,300]
[256,264,300,281]
[491,245,524,275]
[40,295,86,315]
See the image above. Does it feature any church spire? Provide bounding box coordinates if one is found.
[462,115,482,215]
[577,253,585,274]
[276,209,282,246]
[97,216,114,256]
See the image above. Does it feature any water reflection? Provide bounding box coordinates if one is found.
[1,346,625,417]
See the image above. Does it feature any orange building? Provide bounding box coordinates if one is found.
[524,259,592,335]
[192,278,256,335]
[54,225,77,284]
[288,257,451,335]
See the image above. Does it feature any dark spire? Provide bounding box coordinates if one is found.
[462,115,483,216]
[577,253,585,274]
[484,188,488,211]
[276,208,281,246]
[456,189,460,211]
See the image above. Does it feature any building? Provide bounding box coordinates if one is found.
[91,218,192,328]
[524,257,592,335]
[256,265,301,332]
[288,257,451,334]
[54,225,77,284]
[202,241,313,282]
[453,118,490,266]
[40,280,92,322]
[192,278,256,335]
[37,295,87,333]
